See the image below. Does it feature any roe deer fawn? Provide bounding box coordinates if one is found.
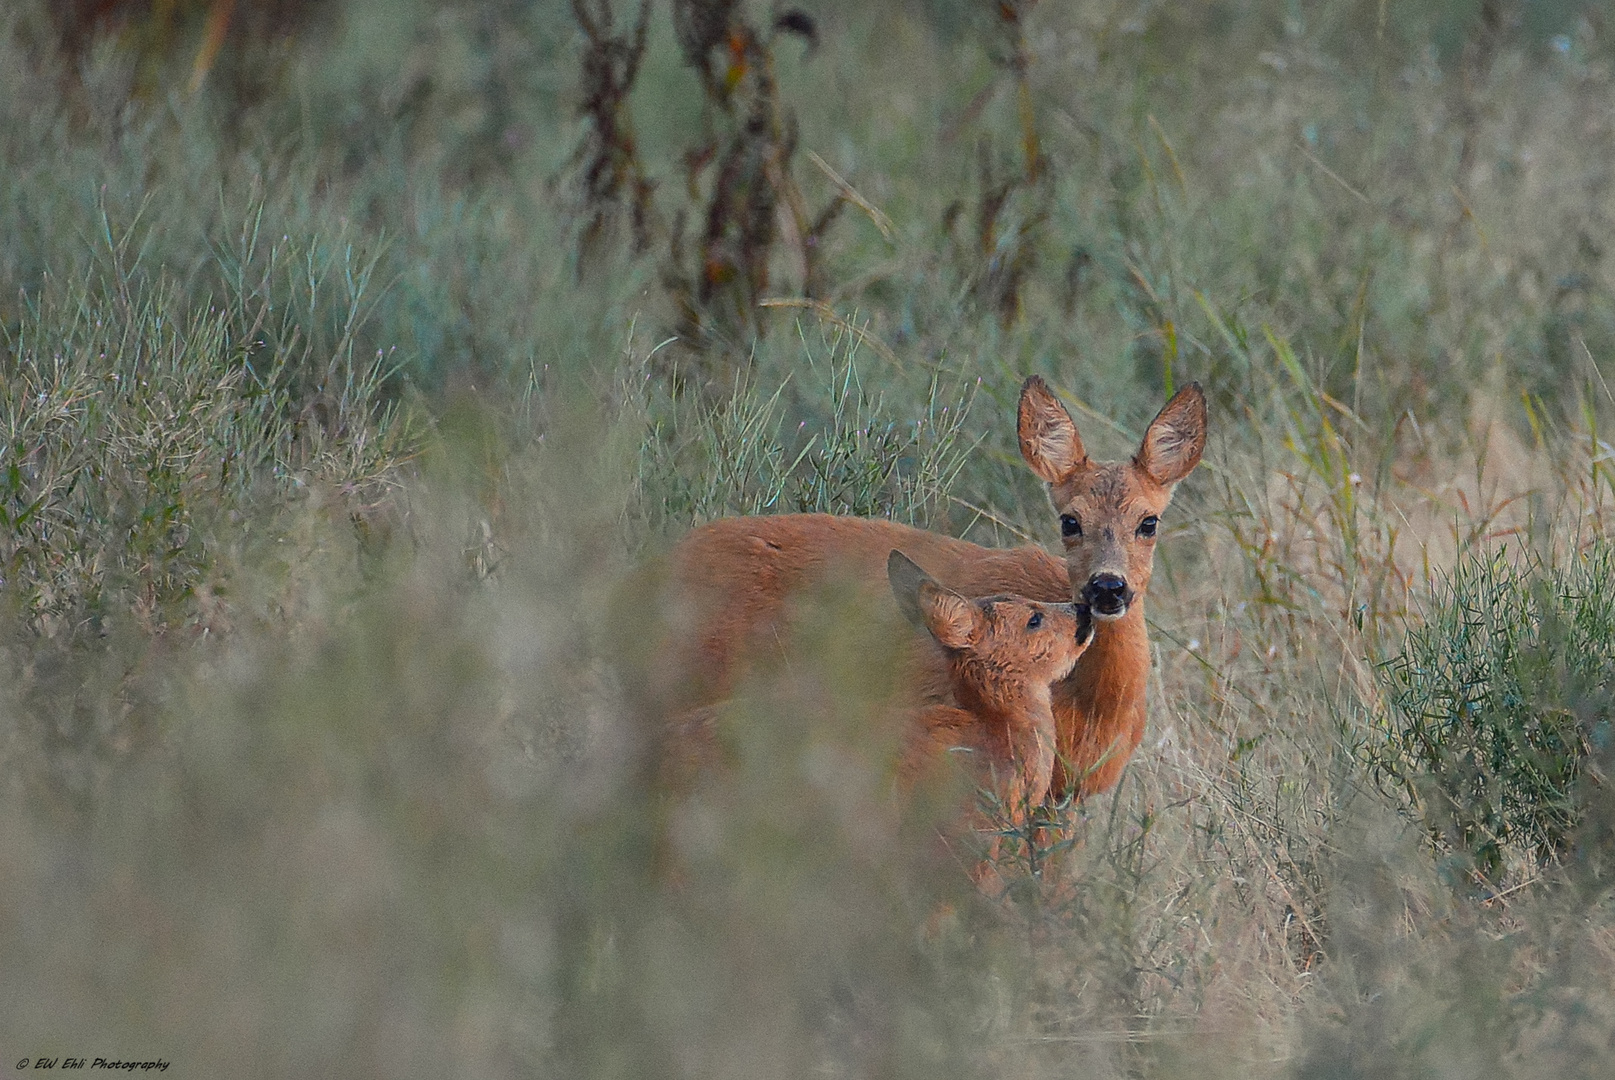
[660,376,1206,799]
[886,550,1092,886]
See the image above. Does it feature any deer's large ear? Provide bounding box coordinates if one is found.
[1135,382,1207,486]
[917,582,981,650]
[887,550,979,649]
[1018,376,1088,485]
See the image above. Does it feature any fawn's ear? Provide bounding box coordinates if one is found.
[887,550,932,628]
[887,550,980,649]
[1018,375,1088,485]
[917,582,981,650]
[1134,382,1207,486]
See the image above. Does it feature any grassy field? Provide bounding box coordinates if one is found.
[5,0,1615,1076]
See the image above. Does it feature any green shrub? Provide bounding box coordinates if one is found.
[1368,541,1615,883]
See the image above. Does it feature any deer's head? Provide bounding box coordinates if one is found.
[1017,377,1207,620]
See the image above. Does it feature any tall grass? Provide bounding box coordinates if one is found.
[0,204,407,639]
[6,0,1615,1076]
[633,325,979,530]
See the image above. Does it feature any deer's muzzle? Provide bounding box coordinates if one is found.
[1085,573,1133,618]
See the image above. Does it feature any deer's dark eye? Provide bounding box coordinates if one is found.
[1027,611,1043,630]
[1060,514,1082,538]
[1137,515,1159,538]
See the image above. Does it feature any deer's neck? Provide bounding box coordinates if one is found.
[1052,600,1151,797]
[954,671,1057,802]
[957,675,1052,736]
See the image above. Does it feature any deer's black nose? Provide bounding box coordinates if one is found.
[1086,574,1130,616]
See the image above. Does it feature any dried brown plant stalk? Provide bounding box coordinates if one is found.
[663,1,837,358]
[941,0,1050,328]
[569,0,658,272]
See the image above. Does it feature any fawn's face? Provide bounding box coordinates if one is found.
[888,551,1093,691]
[1017,378,1207,620]
[954,594,1093,688]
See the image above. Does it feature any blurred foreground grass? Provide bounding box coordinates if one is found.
[7,1,1615,1076]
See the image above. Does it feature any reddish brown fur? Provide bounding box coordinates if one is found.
[648,550,1089,891]
[660,377,1207,800]
[1016,376,1206,794]
[660,514,1071,711]
[886,554,1091,885]
[888,551,1089,809]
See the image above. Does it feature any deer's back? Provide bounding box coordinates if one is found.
[664,515,1065,701]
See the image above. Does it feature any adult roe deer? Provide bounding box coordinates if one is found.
[661,375,1207,799]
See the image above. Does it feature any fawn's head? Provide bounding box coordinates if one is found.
[887,550,1093,697]
[1017,376,1207,620]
